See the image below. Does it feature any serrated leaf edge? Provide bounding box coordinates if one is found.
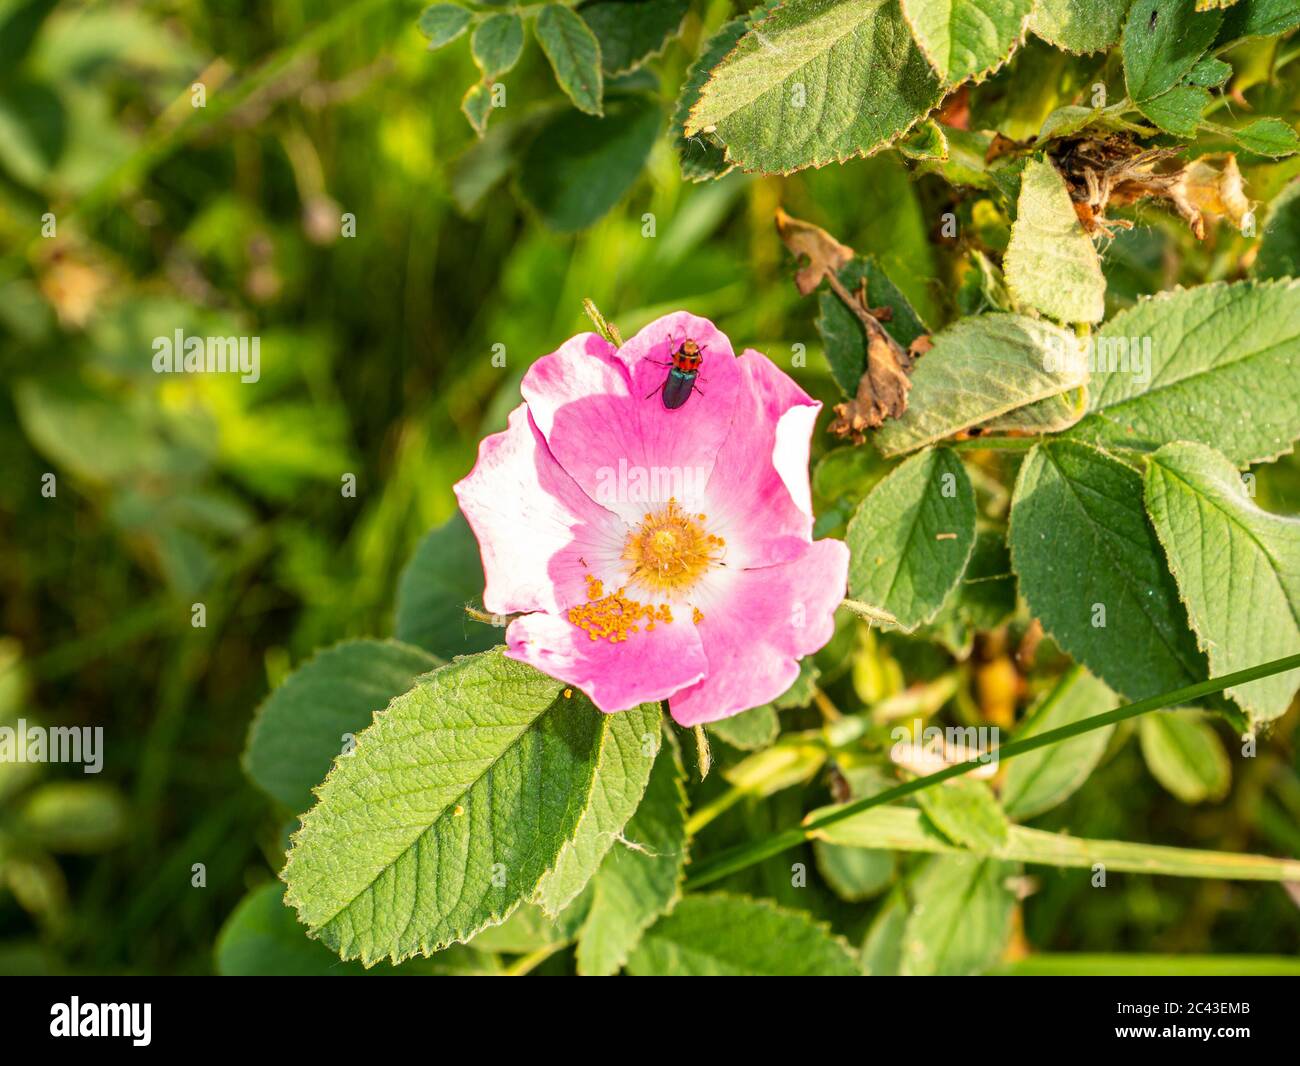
[682,1,945,177]
[898,0,1033,88]
[280,648,609,967]
[1141,440,1300,729]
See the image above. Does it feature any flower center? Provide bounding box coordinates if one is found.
[564,500,721,645]
[622,498,724,597]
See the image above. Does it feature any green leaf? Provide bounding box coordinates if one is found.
[1218,0,1300,43]
[811,804,1300,879]
[915,126,1000,189]
[577,0,688,75]
[928,529,1018,651]
[873,314,1088,457]
[467,902,571,952]
[672,4,778,182]
[1123,0,1223,103]
[1030,0,1130,53]
[1009,440,1207,701]
[901,855,1016,975]
[707,704,780,750]
[516,94,660,232]
[536,3,604,115]
[860,887,908,974]
[897,117,949,161]
[814,839,894,901]
[981,385,1087,435]
[817,257,928,397]
[1185,54,1232,86]
[1136,83,1211,136]
[955,248,1011,315]
[1002,666,1117,820]
[1066,280,1300,466]
[244,639,440,814]
[461,81,493,135]
[626,894,859,975]
[417,3,472,49]
[1255,178,1300,280]
[534,703,661,916]
[574,736,688,975]
[1144,441,1300,724]
[916,779,1010,850]
[1139,711,1232,803]
[281,649,606,964]
[1035,102,1154,145]
[1004,157,1105,323]
[1223,117,1300,158]
[216,884,483,975]
[846,447,976,629]
[394,513,501,660]
[683,0,943,175]
[900,0,1034,84]
[471,12,524,79]
[811,764,894,899]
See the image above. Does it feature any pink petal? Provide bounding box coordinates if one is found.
[703,349,820,569]
[522,316,741,524]
[506,611,707,713]
[453,404,627,616]
[667,539,850,726]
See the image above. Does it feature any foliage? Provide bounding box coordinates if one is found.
[1,0,1299,977]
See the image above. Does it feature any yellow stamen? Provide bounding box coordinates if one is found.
[568,581,671,644]
[622,498,724,597]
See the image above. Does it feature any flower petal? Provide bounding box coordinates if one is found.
[522,316,741,523]
[506,611,707,713]
[453,404,627,616]
[703,349,820,568]
[667,538,850,726]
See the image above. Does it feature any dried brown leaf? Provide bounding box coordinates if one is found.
[775,206,854,296]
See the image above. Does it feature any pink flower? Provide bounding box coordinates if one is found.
[453,312,849,725]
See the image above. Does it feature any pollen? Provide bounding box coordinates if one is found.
[623,498,724,597]
[693,606,704,625]
[568,577,673,644]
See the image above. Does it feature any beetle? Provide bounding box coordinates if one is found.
[646,337,706,410]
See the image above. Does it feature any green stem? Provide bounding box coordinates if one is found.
[685,787,747,836]
[503,941,565,977]
[683,652,1300,890]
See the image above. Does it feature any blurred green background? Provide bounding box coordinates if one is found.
[0,0,1297,974]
